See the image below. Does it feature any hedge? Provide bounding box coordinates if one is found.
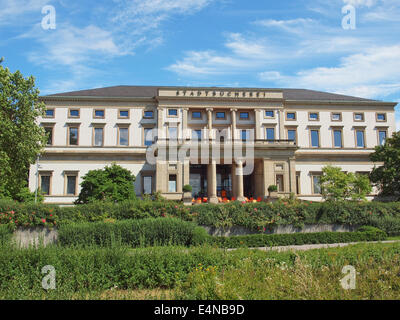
[1,199,400,235]
[58,218,209,247]
[1,243,400,299]
[211,226,387,248]
[0,225,12,246]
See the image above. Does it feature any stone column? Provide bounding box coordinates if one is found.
[206,108,213,140]
[289,157,297,194]
[255,109,261,141]
[236,160,245,202]
[157,107,164,140]
[182,108,189,140]
[207,160,218,204]
[230,108,237,140]
[278,109,284,140]
[156,160,167,193]
[263,159,274,200]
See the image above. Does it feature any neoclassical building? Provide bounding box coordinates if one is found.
[28,86,397,204]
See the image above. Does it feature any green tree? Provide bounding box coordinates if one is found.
[320,165,372,201]
[0,59,47,200]
[76,163,136,204]
[370,131,400,199]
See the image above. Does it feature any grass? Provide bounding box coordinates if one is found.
[175,243,400,300]
[0,242,399,300]
[387,236,400,241]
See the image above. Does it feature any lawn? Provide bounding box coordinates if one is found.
[0,242,399,300]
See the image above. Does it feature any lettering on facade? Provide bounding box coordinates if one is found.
[171,90,276,99]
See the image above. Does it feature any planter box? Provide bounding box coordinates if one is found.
[12,227,58,248]
[182,192,193,206]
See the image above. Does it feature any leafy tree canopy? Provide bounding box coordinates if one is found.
[75,163,136,204]
[320,165,372,201]
[0,59,47,200]
[370,131,400,199]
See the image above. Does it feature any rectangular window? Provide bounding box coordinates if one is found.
[333,129,343,148]
[378,130,387,146]
[66,175,77,195]
[356,130,365,148]
[40,175,51,195]
[239,112,249,119]
[331,113,342,121]
[192,129,202,141]
[168,109,178,117]
[286,112,296,120]
[44,127,53,145]
[168,175,177,192]
[119,127,129,146]
[312,175,321,194]
[309,112,319,121]
[276,174,284,192]
[94,127,103,146]
[45,109,55,118]
[354,113,364,121]
[143,176,152,195]
[265,110,274,118]
[377,113,386,122]
[241,130,249,141]
[94,109,105,118]
[310,129,319,148]
[144,111,154,118]
[287,129,296,143]
[68,127,79,145]
[266,128,275,141]
[144,128,153,146]
[216,112,226,119]
[296,173,300,195]
[69,109,80,118]
[169,127,177,140]
[119,110,129,118]
[192,111,202,119]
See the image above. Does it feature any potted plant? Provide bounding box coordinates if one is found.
[268,185,278,199]
[182,184,193,206]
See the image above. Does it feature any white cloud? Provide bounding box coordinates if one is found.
[343,0,377,8]
[0,0,50,25]
[26,24,123,67]
[259,45,400,99]
[254,18,316,34]
[111,0,214,34]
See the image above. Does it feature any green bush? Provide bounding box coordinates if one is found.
[211,228,387,248]
[0,225,12,245]
[58,218,209,248]
[1,198,400,235]
[0,242,400,299]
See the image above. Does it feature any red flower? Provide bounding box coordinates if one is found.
[50,214,53,217]
[41,219,46,223]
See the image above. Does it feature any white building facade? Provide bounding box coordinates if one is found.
[28,86,397,204]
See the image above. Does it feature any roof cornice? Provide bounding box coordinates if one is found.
[40,96,155,102]
[285,99,397,107]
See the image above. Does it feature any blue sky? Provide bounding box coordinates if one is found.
[1,0,399,128]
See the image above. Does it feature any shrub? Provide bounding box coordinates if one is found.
[183,185,192,193]
[1,199,400,235]
[211,228,387,248]
[58,218,209,248]
[268,185,278,192]
[0,225,12,245]
[75,163,136,204]
[0,243,399,299]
